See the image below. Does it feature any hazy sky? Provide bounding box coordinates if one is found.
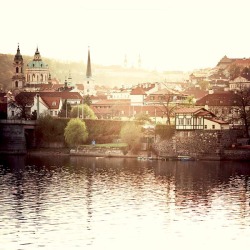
[1,0,250,71]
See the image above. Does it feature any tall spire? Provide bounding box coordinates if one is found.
[14,43,23,61]
[86,47,92,78]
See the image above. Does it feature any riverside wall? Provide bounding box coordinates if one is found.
[153,129,249,160]
[0,124,26,154]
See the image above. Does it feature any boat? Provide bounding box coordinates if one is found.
[177,155,195,161]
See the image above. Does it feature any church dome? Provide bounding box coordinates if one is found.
[27,60,48,69]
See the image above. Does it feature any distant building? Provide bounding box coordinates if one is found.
[175,107,229,130]
[84,47,96,96]
[12,44,25,89]
[25,47,50,86]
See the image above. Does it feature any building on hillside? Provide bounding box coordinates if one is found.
[84,47,96,96]
[229,76,250,91]
[175,107,229,130]
[195,91,245,127]
[12,44,25,89]
[25,47,50,86]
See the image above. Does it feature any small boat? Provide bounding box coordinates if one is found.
[177,155,195,161]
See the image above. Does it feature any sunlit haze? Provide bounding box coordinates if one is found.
[1,0,250,71]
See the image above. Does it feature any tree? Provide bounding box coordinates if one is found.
[235,86,250,138]
[64,118,89,147]
[9,92,34,119]
[120,122,142,152]
[159,93,179,125]
[58,100,71,118]
[70,104,96,119]
[83,95,92,106]
[228,64,241,80]
[134,112,152,124]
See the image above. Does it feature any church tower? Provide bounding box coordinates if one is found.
[12,44,25,89]
[26,47,49,86]
[84,47,95,96]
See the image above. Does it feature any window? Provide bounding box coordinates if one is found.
[15,81,18,88]
[55,111,58,116]
[186,118,191,125]
[198,118,202,125]
[179,118,184,125]
[52,101,56,106]
[11,111,14,116]
[212,125,215,129]
[204,125,207,129]
[16,67,19,73]
[50,111,53,116]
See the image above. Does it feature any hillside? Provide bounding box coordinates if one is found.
[0,53,188,91]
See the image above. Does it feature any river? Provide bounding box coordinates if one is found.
[0,155,250,250]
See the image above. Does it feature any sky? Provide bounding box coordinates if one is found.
[1,0,250,72]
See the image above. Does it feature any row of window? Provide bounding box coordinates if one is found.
[178,117,203,125]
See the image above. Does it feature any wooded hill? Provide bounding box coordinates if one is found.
[0,53,187,91]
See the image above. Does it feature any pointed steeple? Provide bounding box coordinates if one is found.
[14,43,23,62]
[86,47,92,78]
[34,46,41,61]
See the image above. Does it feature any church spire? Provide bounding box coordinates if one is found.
[14,43,23,62]
[86,47,92,78]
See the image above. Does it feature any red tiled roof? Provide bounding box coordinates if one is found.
[205,117,229,124]
[196,92,241,106]
[41,96,61,109]
[175,107,215,117]
[130,86,146,95]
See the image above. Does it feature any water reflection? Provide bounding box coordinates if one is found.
[0,155,250,250]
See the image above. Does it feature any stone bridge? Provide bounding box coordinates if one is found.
[0,120,37,154]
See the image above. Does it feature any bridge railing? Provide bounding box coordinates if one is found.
[0,119,38,125]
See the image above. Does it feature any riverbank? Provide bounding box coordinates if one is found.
[10,147,250,162]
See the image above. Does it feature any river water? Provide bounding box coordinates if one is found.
[0,155,250,250]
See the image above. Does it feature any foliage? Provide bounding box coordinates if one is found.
[64,118,88,147]
[155,124,175,139]
[10,92,34,119]
[71,104,96,119]
[84,119,125,144]
[235,86,250,137]
[134,112,152,124]
[120,122,142,152]
[198,80,210,91]
[228,64,241,80]
[83,95,92,106]
[35,115,67,144]
[58,100,71,118]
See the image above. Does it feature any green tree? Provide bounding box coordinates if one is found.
[58,100,71,118]
[70,104,96,119]
[120,122,142,153]
[64,118,88,147]
[134,112,152,124]
[83,95,92,106]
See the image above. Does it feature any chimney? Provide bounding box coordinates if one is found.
[208,89,214,94]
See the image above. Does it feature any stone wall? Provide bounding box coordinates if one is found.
[0,124,26,154]
[153,129,244,159]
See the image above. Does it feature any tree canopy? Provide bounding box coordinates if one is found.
[71,104,96,119]
[120,122,142,152]
[64,118,88,147]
